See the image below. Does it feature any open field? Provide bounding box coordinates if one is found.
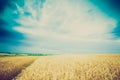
[0,56,38,80]
[13,54,120,80]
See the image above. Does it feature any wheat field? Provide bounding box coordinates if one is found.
[14,54,120,80]
[0,56,38,80]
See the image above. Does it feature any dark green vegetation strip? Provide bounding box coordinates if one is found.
[0,53,55,57]
[27,53,54,56]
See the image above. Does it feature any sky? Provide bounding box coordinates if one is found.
[0,0,120,54]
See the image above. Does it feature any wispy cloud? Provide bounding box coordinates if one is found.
[90,0,120,39]
[0,0,120,53]
[15,0,116,41]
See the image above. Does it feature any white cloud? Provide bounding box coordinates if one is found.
[13,0,119,53]
[15,0,116,41]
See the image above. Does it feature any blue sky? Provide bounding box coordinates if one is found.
[0,0,120,54]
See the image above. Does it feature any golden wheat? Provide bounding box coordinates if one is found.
[0,56,37,80]
[14,54,120,80]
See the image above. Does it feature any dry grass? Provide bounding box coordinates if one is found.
[14,54,120,80]
[0,56,38,80]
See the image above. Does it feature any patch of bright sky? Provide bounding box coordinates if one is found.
[13,0,119,53]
